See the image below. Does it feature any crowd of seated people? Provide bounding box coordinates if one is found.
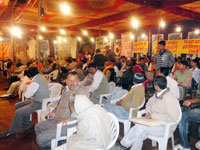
[0,48,200,150]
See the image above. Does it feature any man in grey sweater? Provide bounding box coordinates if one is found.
[0,67,49,138]
[34,71,89,150]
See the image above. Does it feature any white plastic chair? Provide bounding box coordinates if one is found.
[113,97,145,136]
[99,82,116,105]
[136,107,182,150]
[28,83,62,122]
[44,70,59,82]
[51,119,78,150]
[52,112,119,150]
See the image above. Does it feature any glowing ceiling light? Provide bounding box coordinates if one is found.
[60,3,70,14]
[38,35,43,40]
[142,33,146,38]
[109,33,114,39]
[160,20,166,28]
[130,33,134,40]
[59,29,66,35]
[131,18,139,28]
[104,37,108,43]
[10,27,22,36]
[82,30,88,36]
[41,26,46,32]
[0,37,3,41]
[176,26,181,32]
[63,39,67,42]
[77,37,82,41]
[54,40,57,44]
[195,29,200,35]
[90,37,95,42]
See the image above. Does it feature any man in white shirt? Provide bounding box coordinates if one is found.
[158,67,180,99]
[189,59,200,90]
[81,63,109,104]
[0,67,49,139]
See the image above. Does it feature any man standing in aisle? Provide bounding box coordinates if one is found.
[155,41,174,72]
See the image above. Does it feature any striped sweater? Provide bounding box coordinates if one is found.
[155,49,174,70]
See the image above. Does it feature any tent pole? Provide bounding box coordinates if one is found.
[37,0,41,71]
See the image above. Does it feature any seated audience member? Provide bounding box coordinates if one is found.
[120,76,181,150]
[42,59,54,74]
[189,59,200,90]
[103,73,145,119]
[158,67,180,99]
[0,67,49,138]
[103,60,116,82]
[0,68,31,99]
[173,61,193,99]
[81,63,109,104]
[172,57,182,75]
[34,71,89,150]
[120,56,127,71]
[117,60,133,90]
[139,57,148,72]
[148,56,156,71]
[175,86,200,150]
[75,61,85,81]
[93,49,107,71]
[105,46,116,62]
[133,59,144,74]
[56,95,111,150]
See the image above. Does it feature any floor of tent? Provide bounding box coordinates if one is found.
[0,75,199,150]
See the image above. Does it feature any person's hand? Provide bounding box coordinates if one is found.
[59,118,69,126]
[144,112,152,119]
[47,112,55,120]
[116,100,122,106]
[183,100,192,107]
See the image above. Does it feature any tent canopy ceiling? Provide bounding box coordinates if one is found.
[0,0,200,36]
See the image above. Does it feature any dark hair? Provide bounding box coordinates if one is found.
[24,70,31,78]
[28,67,39,77]
[139,57,145,61]
[154,76,167,90]
[72,58,76,62]
[159,67,169,76]
[88,62,96,68]
[192,59,198,65]
[65,58,72,63]
[96,49,100,53]
[66,71,79,79]
[180,60,188,67]
[47,59,52,64]
[158,41,166,46]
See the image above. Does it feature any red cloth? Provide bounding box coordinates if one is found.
[133,64,143,74]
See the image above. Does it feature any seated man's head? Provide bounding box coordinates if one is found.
[191,59,198,69]
[132,73,145,85]
[88,63,97,75]
[154,76,167,92]
[158,67,169,77]
[66,71,79,90]
[178,60,188,71]
[139,57,145,64]
[28,67,39,78]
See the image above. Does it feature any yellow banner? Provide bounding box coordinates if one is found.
[182,39,200,54]
[0,43,11,59]
[154,40,182,54]
[133,41,148,53]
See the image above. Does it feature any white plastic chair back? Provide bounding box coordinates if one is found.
[106,112,119,149]
[48,82,63,97]
[49,70,59,81]
[51,120,77,150]
[108,82,116,93]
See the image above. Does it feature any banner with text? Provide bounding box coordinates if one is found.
[121,33,132,57]
[182,39,200,54]
[154,40,182,54]
[133,41,148,53]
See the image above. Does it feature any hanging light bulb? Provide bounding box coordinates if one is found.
[54,40,57,44]
[10,27,22,37]
[176,26,181,32]
[130,33,134,40]
[63,39,67,42]
[41,26,46,32]
[160,20,166,28]
[0,37,2,41]
[90,37,95,42]
[104,37,108,43]
[82,30,88,36]
[38,35,43,40]
[77,37,82,41]
[195,29,200,35]
[142,33,146,38]
[109,32,114,39]
[131,18,139,28]
[59,29,66,35]
[60,3,70,14]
